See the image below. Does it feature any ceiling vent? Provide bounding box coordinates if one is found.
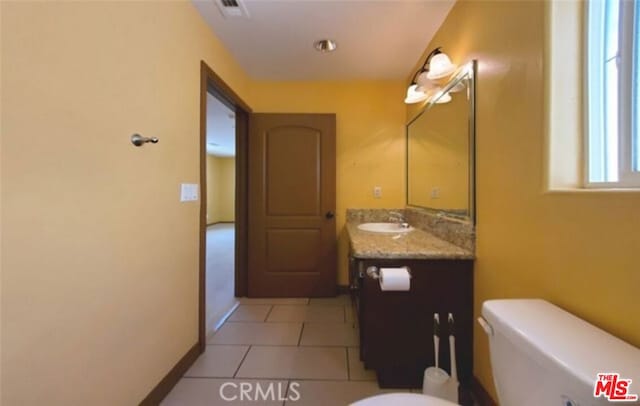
[215,0,250,19]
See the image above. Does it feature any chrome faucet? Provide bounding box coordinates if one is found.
[388,211,410,228]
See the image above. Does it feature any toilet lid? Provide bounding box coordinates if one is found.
[350,393,458,406]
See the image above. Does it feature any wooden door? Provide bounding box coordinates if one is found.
[248,113,336,297]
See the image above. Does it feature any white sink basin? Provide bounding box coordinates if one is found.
[357,222,414,233]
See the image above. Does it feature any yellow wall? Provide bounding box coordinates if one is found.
[1,2,251,404]
[408,0,640,399]
[249,81,407,285]
[206,155,235,223]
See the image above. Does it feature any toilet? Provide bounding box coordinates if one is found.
[351,299,640,406]
[350,393,456,406]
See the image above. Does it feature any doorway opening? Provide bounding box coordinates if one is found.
[199,61,251,350]
[204,94,237,336]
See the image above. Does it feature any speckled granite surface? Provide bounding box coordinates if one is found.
[346,208,406,223]
[346,208,475,254]
[346,222,474,260]
[405,207,475,252]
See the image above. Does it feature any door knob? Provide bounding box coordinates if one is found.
[325,211,335,219]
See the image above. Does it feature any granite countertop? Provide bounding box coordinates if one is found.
[346,221,474,260]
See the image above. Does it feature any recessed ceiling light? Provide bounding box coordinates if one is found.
[313,39,337,53]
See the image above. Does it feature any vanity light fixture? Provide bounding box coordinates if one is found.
[433,91,452,104]
[404,47,457,104]
[404,84,429,104]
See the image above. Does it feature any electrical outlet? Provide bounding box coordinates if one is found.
[373,186,382,199]
[430,187,440,199]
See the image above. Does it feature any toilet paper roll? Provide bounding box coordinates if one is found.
[379,267,411,291]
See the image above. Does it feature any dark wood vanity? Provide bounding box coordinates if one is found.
[346,217,474,394]
[350,257,473,389]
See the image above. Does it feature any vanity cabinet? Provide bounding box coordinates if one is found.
[350,257,474,390]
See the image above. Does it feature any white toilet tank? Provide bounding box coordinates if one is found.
[481,299,640,406]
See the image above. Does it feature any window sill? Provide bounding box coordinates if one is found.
[544,187,640,194]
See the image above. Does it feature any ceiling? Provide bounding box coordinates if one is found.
[191,0,455,80]
[206,93,236,157]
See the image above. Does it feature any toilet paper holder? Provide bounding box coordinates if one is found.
[366,266,412,279]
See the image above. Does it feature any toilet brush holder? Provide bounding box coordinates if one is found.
[422,367,455,401]
[443,377,459,404]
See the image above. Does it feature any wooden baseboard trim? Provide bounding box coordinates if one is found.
[472,376,497,406]
[140,343,201,405]
[207,221,235,226]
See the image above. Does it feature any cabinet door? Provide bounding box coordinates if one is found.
[359,259,473,387]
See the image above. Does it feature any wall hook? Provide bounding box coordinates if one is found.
[131,133,159,147]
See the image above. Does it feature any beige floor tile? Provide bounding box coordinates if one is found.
[309,294,351,306]
[345,305,357,323]
[347,347,376,381]
[284,380,392,406]
[299,322,359,346]
[267,305,344,323]
[239,297,309,305]
[228,305,272,322]
[184,345,249,378]
[162,378,287,406]
[236,346,348,380]
[209,322,302,345]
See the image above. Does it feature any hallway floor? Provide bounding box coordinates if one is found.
[162,295,408,405]
[206,223,236,333]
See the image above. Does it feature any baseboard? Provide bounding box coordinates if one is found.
[207,221,235,226]
[140,343,201,405]
[472,376,497,406]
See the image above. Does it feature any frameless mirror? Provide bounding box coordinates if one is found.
[407,60,476,223]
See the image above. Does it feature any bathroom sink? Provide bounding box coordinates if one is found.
[357,223,414,233]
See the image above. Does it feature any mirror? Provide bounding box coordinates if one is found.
[406,60,476,223]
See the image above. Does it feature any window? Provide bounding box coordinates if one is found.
[586,0,640,187]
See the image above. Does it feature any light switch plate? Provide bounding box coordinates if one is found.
[180,183,199,202]
[430,187,440,199]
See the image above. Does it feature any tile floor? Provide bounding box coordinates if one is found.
[162,295,408,405]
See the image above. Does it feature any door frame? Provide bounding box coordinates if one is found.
[199,61,251,351]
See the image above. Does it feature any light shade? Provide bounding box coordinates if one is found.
[404,84,428,104]
[416,71,436,92]
[426,52,457,80]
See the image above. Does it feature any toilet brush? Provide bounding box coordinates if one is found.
[446,313,460,403]
[434,313,440,370]
[423,314,451,400]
